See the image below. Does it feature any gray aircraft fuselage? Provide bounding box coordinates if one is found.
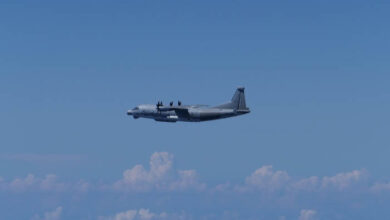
[127,87,250,122]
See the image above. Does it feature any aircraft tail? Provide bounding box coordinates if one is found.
[231,87,248,110]
[215,87,249,111]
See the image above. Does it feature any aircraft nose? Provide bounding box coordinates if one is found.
[127,110,133,115]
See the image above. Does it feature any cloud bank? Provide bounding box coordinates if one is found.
[0,152,378,195]
[1,152,390,219]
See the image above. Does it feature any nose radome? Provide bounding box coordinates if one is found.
[127,110,133,115]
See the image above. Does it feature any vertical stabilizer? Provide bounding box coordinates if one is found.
[215,87,249,111]
[231,87,247,110]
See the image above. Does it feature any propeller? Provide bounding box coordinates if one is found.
[170,101,173,106]
[178,101,182,106]
[156,101,162,109]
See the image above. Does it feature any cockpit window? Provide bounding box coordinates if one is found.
[133,107,139,110]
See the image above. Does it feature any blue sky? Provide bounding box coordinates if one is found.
[1,0,390,219]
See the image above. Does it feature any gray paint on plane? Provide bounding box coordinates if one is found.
[127,87,250,122]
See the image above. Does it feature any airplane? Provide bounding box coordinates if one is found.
[127,87,250,122]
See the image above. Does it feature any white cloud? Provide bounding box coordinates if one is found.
[291,169,367,192]
[31,206,63,220]
[98,209,180,220]
[110,210,137,220]
[149,152,174,179]
[113,152,205,192]
[235,165,367,193]
[138,209,155,220]
[237,165,290,192]
[113,152,174,192]
[5,174,66,192]
[74,179,91,193]
[299,209,317,220]
[370,182,390,192]
[170,170,206,191]
[292,176,319,192]
[0,174,90,193]
[9,174,36,192]
[321,169,367,190]
[39,174,67,191]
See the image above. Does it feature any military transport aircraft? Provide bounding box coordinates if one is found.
[127,87,250,122]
